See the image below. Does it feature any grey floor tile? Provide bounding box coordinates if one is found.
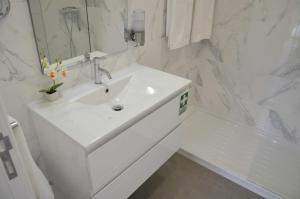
[129,153,264,199]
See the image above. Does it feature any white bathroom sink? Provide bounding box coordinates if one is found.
[76,76,131,106]
[28,64,191,152]
[29,64,191,199]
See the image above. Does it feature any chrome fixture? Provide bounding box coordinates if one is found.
[93,57,112,84]
[84,52,91,63]
[125,9,145,46]
[60,7,81,31]
[0,132,17,180]
[0,0,10,20]
[1,119,19,181]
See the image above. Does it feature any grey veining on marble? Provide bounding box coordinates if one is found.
[273,63,300,80]
[204,40,223,63]
[266,0,290,36]
[269,109,299,144]
[187,0,300,143]
[0,41,33,81]
[0,2,299,199]
[205,56,256,127]
[88,0,127,54]
[258,81,299,105]
[1,0,300,176]
[215,0,255,28]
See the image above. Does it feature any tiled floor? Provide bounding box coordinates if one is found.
[129,154,264,199]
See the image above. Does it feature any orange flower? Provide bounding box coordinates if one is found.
[48,70,57,80]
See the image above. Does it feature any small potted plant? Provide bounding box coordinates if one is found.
[39,56,67,101]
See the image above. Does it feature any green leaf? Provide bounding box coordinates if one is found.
[52,82,63,90]
[49,82,63,93]
[39,89,50,93]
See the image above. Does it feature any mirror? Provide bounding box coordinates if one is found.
[28,0,90,65]
[27,0,128,71]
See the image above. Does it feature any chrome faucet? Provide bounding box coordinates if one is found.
[93,57,112,84]
[84,52,91,62]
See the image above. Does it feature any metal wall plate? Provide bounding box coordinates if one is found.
[0,0,10,20]
[0,132,18,180]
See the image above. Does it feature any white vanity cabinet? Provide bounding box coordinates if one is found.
[29,65,191,199]
[30,92,188,199]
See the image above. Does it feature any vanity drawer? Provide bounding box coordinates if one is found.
[87,92,188,194]
[93,121,183,199]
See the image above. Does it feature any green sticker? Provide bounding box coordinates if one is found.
[179,92,189,115]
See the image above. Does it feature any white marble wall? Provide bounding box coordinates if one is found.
[193,0,300,144]
[0,0,43,159]
[1,0,299,163]
[88,0,128,54]
[0,0,202,161]
[129,0,300,146]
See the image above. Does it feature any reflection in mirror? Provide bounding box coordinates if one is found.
[28,0,90,65]
[86,0,128,55]
[28,0,128,73]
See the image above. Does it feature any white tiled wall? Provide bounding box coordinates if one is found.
[0,0,202,160]
[193,0,300,145]
[1,0,299,165]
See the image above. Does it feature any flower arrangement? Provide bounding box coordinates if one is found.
[39,56,67,95]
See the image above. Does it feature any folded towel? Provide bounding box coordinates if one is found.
[191,0,215,43]
[166,0,194,50]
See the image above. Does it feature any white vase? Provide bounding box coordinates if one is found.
[43,91,61,102]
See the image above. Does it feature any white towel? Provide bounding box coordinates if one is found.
[191,0,215,43]
[9,116,54,199]
[167,0,194,50]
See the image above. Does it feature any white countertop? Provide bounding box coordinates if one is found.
[29,64,191,152]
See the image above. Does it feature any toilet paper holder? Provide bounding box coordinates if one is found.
[0,120,19,180]
[0,131,18,180]
[10,121,18,129]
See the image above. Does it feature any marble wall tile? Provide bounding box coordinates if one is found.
[0,0,203,160]
[194,0,300,144]
[88,0,128,53]
[1,0,300,162]
[0,0,44,159]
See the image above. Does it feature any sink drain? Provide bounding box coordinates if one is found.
[112,105,124,111]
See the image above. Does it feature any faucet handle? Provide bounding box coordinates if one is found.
[93,56,105,65]
[84,52,90,62]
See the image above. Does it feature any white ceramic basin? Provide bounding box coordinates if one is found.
[76,76,131,106]
[28,64,191,151]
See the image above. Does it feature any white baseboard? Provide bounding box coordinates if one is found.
[178,149,283,199]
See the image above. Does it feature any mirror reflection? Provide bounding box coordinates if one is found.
[28,0,128,70]
[28,0,90,64]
